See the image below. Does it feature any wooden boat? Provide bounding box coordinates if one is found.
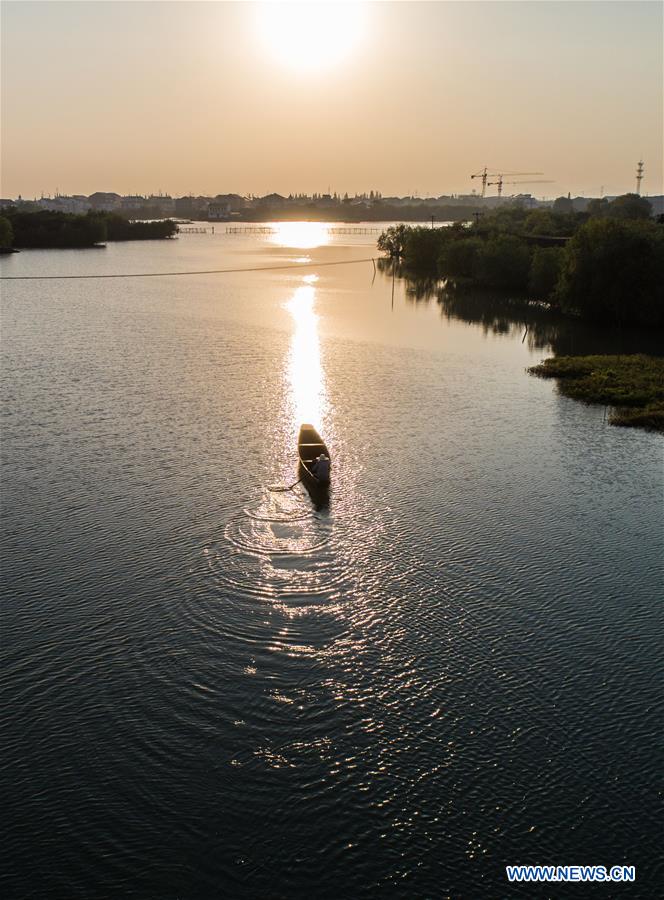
[298,424,330,494]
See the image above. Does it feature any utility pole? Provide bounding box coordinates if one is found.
[636,160,644,195]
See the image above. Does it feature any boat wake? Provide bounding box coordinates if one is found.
[226,490,329,555]
[191,488,346,616]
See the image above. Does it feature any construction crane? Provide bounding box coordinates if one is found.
[486,175,549,197]
[471,167,492,198]
[471,168,544,198]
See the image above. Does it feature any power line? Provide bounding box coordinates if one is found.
[0,256,377,281]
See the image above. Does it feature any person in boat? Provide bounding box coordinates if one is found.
[311,453,330,480]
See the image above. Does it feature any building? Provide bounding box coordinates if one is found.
[257,193,287,209]
[147,195,175,214]
[88,192,122,211]
[121,195,146,211]
[208,199,231,220]
[175,196,210,218]
[37,195,91,214]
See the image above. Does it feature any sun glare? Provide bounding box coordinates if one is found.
[269,222,331,249]
[255,2,368,73]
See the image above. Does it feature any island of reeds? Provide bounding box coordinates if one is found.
[529,355,664,432]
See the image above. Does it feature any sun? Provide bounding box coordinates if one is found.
[255,2,368,73]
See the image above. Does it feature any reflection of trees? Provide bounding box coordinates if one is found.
[436,283,559,349]
[375,261,662,357]
[377,258,439,306]
[376,257,400,277]
[437,282,664,356]
[406,277,439,303]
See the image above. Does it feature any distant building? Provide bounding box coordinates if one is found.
[287,195,312,207]
[257,193,287,209]
[570,196,590,212]
[208,199,231,220]
[37,195,91,214]
[175,196,210,218]
[313,194,337,208]
[147,195,175,214]
[512,193,538,209]
[211,193,247,213]
[121,195,146,211]
[88,192,122,211]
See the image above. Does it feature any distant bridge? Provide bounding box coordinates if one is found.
[225,226,273,234]
[224,225,381,235]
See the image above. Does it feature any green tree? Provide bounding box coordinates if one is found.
[439,237,483,278]
[528,247,564,299]
[475,236,532,289]
[524,210,556,235]
[605,193,652,220]
[5,209,106,247]
[0,215,13,249]
[377,224,408,257]
[402,226,449,273]
[556,218,664,325]
[87,212,177,240]
[479,206,528,234]
[587,194,652,220]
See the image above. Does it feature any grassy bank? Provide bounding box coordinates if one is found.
[529,354,664,432]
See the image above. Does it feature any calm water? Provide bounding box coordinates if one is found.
[1,224,662,898]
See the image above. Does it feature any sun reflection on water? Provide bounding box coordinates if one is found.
[286,274,327,435]
[269,222,331,249]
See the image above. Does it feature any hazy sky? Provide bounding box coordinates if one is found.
[1,1,662,198]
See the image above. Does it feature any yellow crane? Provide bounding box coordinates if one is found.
[487,176,552,198]
[471,168,545,197]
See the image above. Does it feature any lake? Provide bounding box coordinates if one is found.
[1,223,662,898]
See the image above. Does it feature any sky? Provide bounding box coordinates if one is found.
[1,0,662,199]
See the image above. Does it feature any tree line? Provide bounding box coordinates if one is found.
[0,209,178,249]
[377,195,663,328]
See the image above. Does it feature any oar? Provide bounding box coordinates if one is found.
[268,478,302,493]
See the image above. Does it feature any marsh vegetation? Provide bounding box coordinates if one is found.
[528,355,664,432]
